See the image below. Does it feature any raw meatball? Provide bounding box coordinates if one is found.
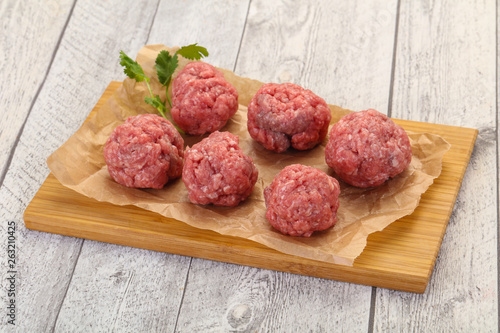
[247,83,331,153]
[264,164,340,237]
[103,114,184,189]
[182,131,258,207]
[171,62,239,135]
[325,109,412,188]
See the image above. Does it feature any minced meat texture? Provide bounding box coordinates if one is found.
[182,131,258,207]
[247,83,331,153]
[103,114,184,189]
[171,62,239,135]
[325,109,412,188]
[264,164,340,237]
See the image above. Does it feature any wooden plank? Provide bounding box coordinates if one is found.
[147,0,250,70]
[374,0,498,332]
[0,1,78,331]
[51,242,191,332]
[0,1,172,332]
[234,0,398,113]
[174,263,372,332]
[25,72,477,294]
[0,0,74,179]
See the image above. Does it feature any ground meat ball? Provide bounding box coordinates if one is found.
[182,131,258,207]
[171,62,239,135]
[103,114,184,189]
[325,109,412,188]
[264,164,340,237]
[247,83,331,153]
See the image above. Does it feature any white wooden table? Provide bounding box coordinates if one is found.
[1,0,498,332]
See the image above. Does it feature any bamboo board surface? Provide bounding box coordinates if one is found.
[24,81,478,293]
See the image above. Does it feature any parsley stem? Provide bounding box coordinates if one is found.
[165,90,172,108]
[145,80,154,100]
[156,107,167,119]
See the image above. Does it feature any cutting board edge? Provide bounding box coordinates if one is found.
[23,202,429,294]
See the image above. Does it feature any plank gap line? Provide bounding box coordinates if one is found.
[0,0,78,190]
[496,0,500,330]
[173,257,193,333]
[110,271,135,332]
[50,238,84,333]
[367,286,377,333]
[387,0,402,119]
[232,0,253,73]
[145,0,161,44]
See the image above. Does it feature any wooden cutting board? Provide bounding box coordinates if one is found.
[24,81,477,293]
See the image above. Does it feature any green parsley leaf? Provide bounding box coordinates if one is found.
[145,95,184,134]
[155,50,178,88]
[176,43,209,60]
[119,51,149,82]
[118,44,208,135]
[145,95,166,113]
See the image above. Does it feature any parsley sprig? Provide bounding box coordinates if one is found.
[119,44,209,132]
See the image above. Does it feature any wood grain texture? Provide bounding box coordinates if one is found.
[175,263,371,332]
[0,0,74,179]
[53,243,191,332]
[235,0,398,113]
[374,0,498,332]
[147,0,250,70]
[0,1,166,331]
[0,1,78,331]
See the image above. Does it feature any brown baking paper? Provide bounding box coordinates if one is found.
[47,44,451,266]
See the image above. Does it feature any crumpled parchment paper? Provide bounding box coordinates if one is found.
[47,44,451,266]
